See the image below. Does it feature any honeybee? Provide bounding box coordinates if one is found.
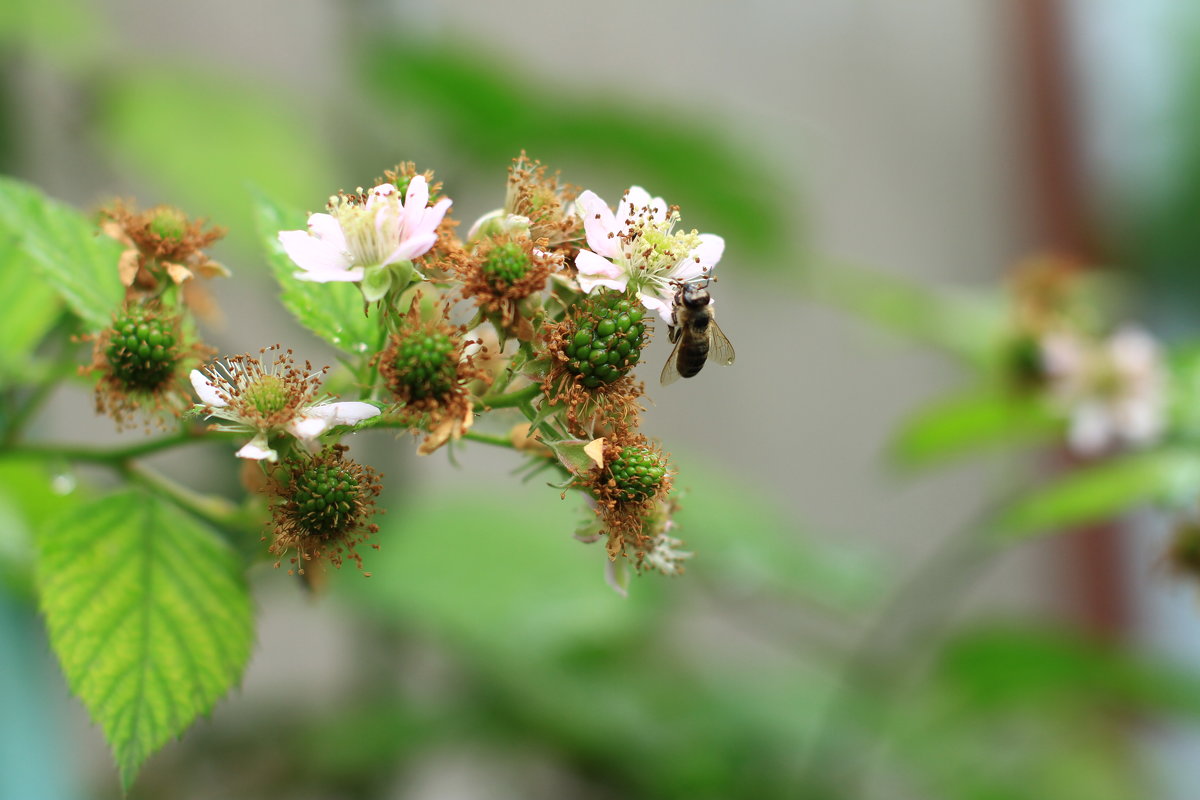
[660,281,736,385]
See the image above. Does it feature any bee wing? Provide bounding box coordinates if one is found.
[707,319,736,366]
[660,336,685,385]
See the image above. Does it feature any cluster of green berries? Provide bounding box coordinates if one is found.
[563,291,648,388]
[105,307,180,391]
[607,445,668,503]
[480,241,531,287]
[289,461,362,537]
[386,328,458,401]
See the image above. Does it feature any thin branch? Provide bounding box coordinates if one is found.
[3,428,221,464]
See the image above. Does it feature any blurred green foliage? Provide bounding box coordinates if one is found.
[359,38,793,263]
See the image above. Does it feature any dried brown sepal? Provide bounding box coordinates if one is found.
[539,315,644,438]
[83,301,211,432]
[100,201,228,297]
[1009,252,1083,334]
[381,161,443,202]
[582,435,674,563]
[376,304,491,454]
[455,234,561,341]
[267,445,382,576]
[506,151,582,251]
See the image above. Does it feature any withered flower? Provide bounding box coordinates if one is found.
[267,445,382,575]
[376,304,489,454]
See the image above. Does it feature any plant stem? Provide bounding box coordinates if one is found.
[121,461,250,538]
[461,430,516,449]
[798,504,1004,793]
[3,428,220,464]
[475,383,542,410]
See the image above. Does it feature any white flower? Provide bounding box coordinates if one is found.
[1041,327,1166,455]
[574,186,724,323]
[190,348,380,462]
[278,176,452,284]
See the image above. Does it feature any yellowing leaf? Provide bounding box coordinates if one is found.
[36,490,253,790]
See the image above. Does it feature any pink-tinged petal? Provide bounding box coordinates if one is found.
[189,369,228,407]
[314,401,381,427]
[577,190,620,258]
[418,197,452,237]
[621,186,651,215]
[579,273,629,293]
[575,249,628,293]
[402,175,431,235]
[288,414,329,439]
[236,434,278,462]
[279,229,353,275]
[638,291,675,324]
[306,212,348,252]
[294,265,366,282]
[669,260,707,285]
[690,234,725,269]
[383,232,439,264]
[366,182,396,207]
[620,186,668,223]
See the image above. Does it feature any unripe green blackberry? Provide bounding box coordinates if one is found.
[104,306,180,392]
[607,445,668,503]
[290,461,362,537]
[563,292,648,388]
[382,327,459,401]
[269,445,382,574]
[480,240,531,287]
[148,207,189,242]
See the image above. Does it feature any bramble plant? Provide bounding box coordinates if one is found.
[0,154,728,790]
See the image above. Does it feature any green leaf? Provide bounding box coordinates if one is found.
[360,38,793,264]
[890,387,1059,470]
[937,625,1200,716]
[0,177,124,331]
[36,489,254,790]
[252,191,382,355]
[0,241,62,381]
[992,448,1200,539]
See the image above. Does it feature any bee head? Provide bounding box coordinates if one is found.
[679,282,711,309]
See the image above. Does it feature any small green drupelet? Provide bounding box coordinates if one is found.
[292,462,361,536]
[607,445,667,503]
[104,308,180,392]
[563,292,648,388]
[480,241,531,287]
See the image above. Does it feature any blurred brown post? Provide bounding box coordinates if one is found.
[1014,0,1127,639]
